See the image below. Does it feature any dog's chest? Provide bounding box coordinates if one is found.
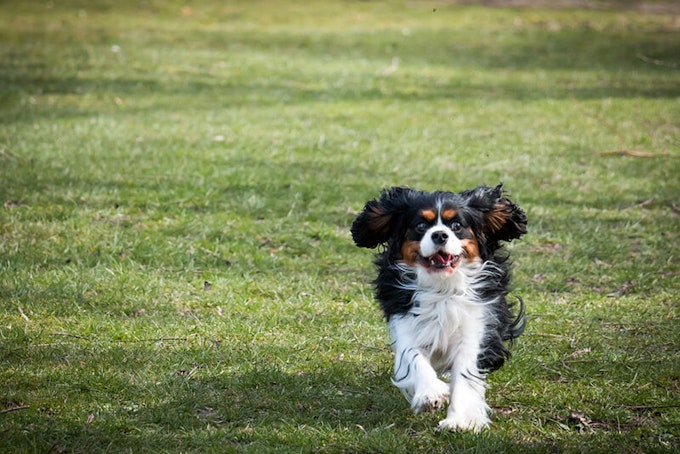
[410,293,486,361]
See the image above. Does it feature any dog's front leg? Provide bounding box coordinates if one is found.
[389,315,450,413]
[438,345,490,432]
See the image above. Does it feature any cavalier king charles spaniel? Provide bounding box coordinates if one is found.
[351,184,527,432]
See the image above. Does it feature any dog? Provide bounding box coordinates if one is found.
[351,184,527,432]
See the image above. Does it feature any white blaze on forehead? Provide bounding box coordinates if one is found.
[418,197,463,258]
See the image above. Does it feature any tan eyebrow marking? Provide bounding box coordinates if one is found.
[420,209,436,222]
[441,209,457,222]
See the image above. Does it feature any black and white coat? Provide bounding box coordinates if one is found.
[351,184,527,432]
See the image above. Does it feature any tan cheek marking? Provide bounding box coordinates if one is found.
[401,240,421,266]
[461,237,480,261]
[420,209,436,222]
[441,209,457,223]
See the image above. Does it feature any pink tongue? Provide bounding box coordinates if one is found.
[434,254,450,265]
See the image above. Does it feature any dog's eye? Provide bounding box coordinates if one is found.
[451,221,463,232]
[415,222,428,233]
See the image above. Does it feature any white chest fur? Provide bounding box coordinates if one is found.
[400,292,487,371]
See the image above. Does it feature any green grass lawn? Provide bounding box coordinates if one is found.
[1,0,679,452]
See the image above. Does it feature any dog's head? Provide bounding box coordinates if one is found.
[351,184,527,273]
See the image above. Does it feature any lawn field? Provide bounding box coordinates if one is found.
[1,1,679,452]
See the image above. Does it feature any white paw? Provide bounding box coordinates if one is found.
[438,413,490,433]
[411,380,450,413]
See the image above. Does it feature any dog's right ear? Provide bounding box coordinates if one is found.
[351,187,415,249]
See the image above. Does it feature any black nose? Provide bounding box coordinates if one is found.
[431,230,448,245]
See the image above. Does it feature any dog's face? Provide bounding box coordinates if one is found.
[400,200,477,274]
[351,184,527,271]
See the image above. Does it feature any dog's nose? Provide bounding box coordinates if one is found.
[431,230,448,245]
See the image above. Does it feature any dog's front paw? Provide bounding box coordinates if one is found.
[437,413,490,433]
[411,380,450,413]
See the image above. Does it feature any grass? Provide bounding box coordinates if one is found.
[1,0,679,452]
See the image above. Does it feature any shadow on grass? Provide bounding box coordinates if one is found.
[3,325,677,452]
[0,357,550,452]
[2,20,679,125]
[3,63,678,120]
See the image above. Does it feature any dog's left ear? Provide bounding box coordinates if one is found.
[464,184,527,243]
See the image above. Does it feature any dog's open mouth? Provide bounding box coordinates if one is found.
[421,251,461,272]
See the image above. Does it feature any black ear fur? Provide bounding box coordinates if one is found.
[464,183,527,243]
[351,187,416,249]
